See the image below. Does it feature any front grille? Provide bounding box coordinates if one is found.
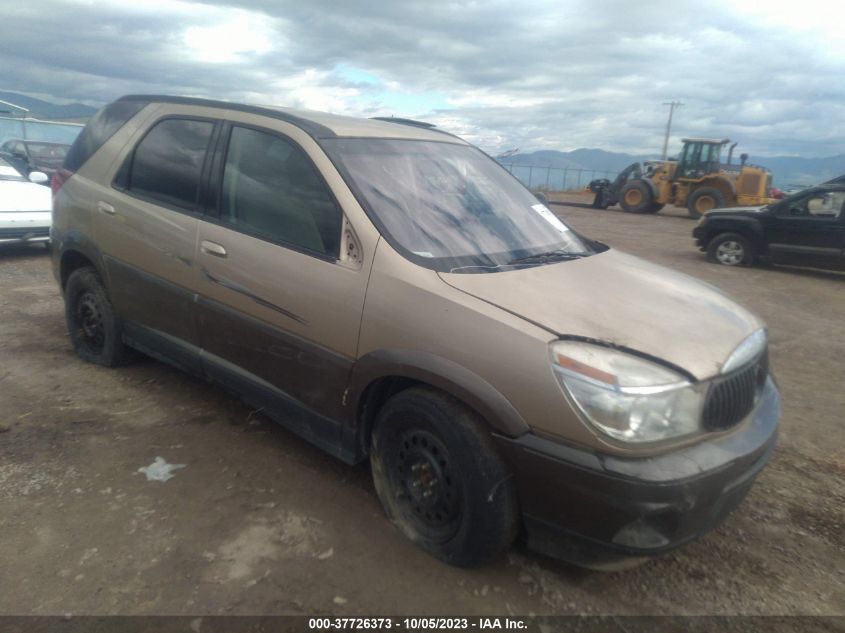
[703,350,768,430]
[738,173,761,196]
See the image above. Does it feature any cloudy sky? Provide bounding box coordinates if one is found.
[2,0,843,158]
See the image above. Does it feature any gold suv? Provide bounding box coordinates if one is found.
[52,96,780,568]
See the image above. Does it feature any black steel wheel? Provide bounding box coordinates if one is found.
[65,267,133,366]
[371,387,519,567]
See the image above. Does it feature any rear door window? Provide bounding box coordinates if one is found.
[125,118,214,212]
[218,125,341,257]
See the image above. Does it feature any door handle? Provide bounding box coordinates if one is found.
[97,201,116,215]
[200,240,227,258]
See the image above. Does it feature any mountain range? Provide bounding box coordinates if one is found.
[1,90,841,185]
[0,91,97,120]
[501,148,845,188]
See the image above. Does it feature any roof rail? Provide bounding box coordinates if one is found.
[370,116,437,129]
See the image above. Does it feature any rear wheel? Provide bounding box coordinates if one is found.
[371,387,518,567]
[688,187,725,219]
[707,232,754,267]
[619,180,654,213]
[647,202,664,213]
[65,267,133,366]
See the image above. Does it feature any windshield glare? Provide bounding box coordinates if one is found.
[323,139,590,272]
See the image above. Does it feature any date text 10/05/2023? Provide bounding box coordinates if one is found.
[308,617,529,630]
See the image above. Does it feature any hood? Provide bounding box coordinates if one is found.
[0,180,52,213]
[438,250,764,381]
[705,206,767,216]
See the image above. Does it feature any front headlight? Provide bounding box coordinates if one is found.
[550,341,705,443]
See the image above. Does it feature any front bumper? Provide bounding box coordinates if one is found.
[692,225,708,250]
[494,376,780,567]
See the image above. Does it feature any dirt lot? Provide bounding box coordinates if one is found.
[0,194,843,616]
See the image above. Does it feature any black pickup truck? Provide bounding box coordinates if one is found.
[693,182,845,272]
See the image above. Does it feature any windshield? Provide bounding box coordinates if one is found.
[26,143,68,160]
[323,138,590,272]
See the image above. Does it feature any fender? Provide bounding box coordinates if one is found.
[55,229,110,290]
[704,215,767,252]
[347,348,531,442]
[699,176,737,196]
[640,177,659,200]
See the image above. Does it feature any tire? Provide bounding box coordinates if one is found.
[687,187,725,219]
[371,387,519,567]
[65,267,133,366]
[706,232,754,267]
[647,202,665,213]
[619,180,654,213]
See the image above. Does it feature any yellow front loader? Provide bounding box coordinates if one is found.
[589,138,776,218]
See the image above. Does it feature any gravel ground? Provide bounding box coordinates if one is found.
[0,196,843,616]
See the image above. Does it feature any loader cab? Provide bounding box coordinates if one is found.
[675,138,729,180]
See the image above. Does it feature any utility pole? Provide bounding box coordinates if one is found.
[661,101,683,160]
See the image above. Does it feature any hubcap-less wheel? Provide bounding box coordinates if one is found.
[394,429,462,542]
[716,240,745,265]
[696,195,716,214]
[75,292,105,352]
[624,189,642,206]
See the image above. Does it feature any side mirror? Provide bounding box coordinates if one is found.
[28,171,49,184]
[534,192,549,205]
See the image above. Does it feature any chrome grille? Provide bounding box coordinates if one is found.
[703,350,768,430]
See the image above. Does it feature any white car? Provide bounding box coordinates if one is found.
[0,157,52,246]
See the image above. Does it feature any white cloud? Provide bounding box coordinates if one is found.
[2,0,844,158]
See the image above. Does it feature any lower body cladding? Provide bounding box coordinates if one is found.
[494,377,780,568]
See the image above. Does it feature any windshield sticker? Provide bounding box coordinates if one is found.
[532,204,570,232]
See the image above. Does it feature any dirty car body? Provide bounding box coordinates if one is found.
[51,95,780,568]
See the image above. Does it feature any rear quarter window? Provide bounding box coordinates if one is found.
[64,100,148,172]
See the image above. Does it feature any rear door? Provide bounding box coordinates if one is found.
[767,188,845,270]
[95,111,219,370]
[195,120,371,452]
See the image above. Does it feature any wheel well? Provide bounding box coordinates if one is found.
[695,179,735,203]
[60,250,95,290]
[356,376,421,457]
[356,376,503,459]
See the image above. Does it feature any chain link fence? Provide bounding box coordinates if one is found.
[0,116,84,146]
[499,163,616,192]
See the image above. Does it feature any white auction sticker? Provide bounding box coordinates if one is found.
[532,204,570,232]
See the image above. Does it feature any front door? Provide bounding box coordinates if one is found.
[195,123,371,454]
[767,188,845,270]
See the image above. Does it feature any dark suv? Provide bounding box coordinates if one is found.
[693,182,845,271]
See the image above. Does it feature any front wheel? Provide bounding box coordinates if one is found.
[619,180,654,213]
[688,187,726,219]
[371,387,519,567]
[707,232,754,267]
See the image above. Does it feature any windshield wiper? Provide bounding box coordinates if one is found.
[507,250,590,266]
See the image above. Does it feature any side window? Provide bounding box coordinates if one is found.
[65,99,147,172]
[126,119,214,211]
[219,126,341,257]
[777,190,845,219]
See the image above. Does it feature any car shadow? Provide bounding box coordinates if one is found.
[0,243,51,259]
